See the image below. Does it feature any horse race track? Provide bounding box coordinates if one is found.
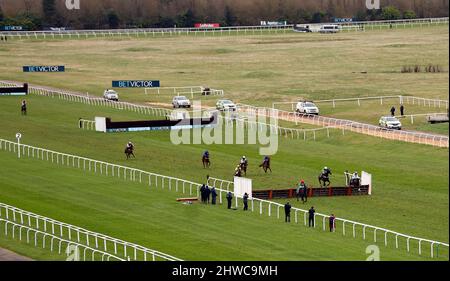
[0,25,448,261]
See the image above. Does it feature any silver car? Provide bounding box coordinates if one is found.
[379,116,402,130]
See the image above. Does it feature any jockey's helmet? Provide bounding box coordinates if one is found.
[243,156,246,159]
[324,166,328,170]
[301,180,304,184]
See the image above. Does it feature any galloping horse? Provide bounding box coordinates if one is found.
[239,161,248,176]
[202,155,211,168]
[259,157,272,173]
[234,165,243,177]
[318,170,332,187]
[125,146,135,160]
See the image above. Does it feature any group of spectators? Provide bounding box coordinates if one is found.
[203,183,337,232]
[200,184,217,205]
[0,36,8,42]
[390,104,405,116]
[284,203,336,232]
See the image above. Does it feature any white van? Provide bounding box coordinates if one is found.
[319,25,341,33]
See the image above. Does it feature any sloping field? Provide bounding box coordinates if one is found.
[0,25,448,261]
[0,150,446,261]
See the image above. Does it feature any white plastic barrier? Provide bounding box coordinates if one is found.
[0,203,181,261]
[206,177,448,259]
[0,138,447,259]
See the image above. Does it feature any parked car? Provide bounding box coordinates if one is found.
[172,96,191,108]
[296,101,319,115]
[379,116,402,130]
[103,89,119,101]
[293,25,312,33]
[216,99,237,111]
[319,24,341,33]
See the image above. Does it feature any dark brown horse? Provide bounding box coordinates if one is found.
[259,157,272,173]
[202,155,211,168]
[125,146,135,159]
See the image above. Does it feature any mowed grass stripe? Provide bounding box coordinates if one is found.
[0,94,448,243]
[0,151,445,261]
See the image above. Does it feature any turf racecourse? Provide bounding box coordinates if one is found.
[0,25,448,260]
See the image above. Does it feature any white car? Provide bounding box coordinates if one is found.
[216,99,237,111]
[103,89,119,101]
[319,24,341,33]
[379,116,402,130]
[172,96,191,108]
[296,101,319,115]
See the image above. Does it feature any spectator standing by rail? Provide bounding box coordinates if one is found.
[329,214,336,232]
[205,185,211,204]
[200,184,206,203]
[284,202,292,223]
[390,106,396,116]
[308,206,315,227]
[211,187,217,205]
[400,104,405,116]
[243,193,249,211]
[226,192,233,209]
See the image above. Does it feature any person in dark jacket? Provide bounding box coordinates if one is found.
[21,100,27,115]
[284,202,292,222]
[200,184,206,203]
[226,192,233,209]
[329,214,336,232]
[243,193,249,211]
[211,187,217,205]
[205,185,211,204]
[390,106,396,116]
[400,104,405,116]
[308,206,315,227]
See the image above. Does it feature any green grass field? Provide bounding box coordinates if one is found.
[0,25,448,261]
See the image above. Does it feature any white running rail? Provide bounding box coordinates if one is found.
[0,138,447,259]
[0,203,181,261]
[238,104,449,148]
[206,177,449,259]
[0,218,124,261]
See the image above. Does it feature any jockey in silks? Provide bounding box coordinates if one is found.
[126,141,134,151]
[203,150,210,159]
[351,171,360,180]
[263,156,270,164]
[322,166,332,176]
[240,156,248,166]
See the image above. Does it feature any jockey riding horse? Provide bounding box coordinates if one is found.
[124,141,135,159]
[202,150,211,168]
[259,156,272,173]
[239,156,248,176]
[318,166,332,187]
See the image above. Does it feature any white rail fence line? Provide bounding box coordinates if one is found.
[0,203,181,261]
[237,104,449,148]
[272,95,449,110]
[0,81,173,118]
[145,86,224,98]
[220,115,332,141]
[0,218,124,261]
[0,138,447,259]
[1,18,447,40]
[206,177,448,259]
[399,113,449,125]
[0,25,293,40]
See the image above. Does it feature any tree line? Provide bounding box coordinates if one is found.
[0,0,448,30]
